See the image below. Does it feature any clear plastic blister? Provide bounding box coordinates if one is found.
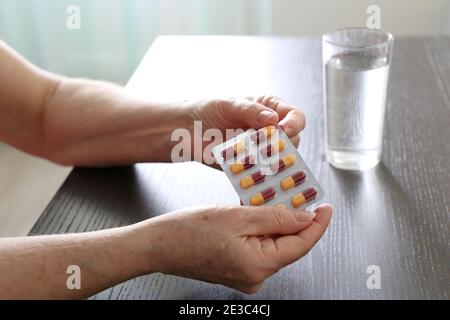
[212,126,324,210]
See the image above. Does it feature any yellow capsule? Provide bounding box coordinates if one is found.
[271,154,297,172]
[261,139,286,157]
[250,125,276,144]
[230,155,255,175]
[240,176,254,189]
[283,153,296,166]
[272,139,286,153]
[230,163,244,175]
[250,187,276,206]
[290,187,317,208]
[221,141,245,160]
[291,193,306,208]
[280,171,306,191]
[250,193,265,206]
[240,171,265,189]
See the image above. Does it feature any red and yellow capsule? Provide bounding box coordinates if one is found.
[271,154,297,173]
[221,141,245,160]
[290,187,317,208]
[250,187,276,206]
[250,125,276,144]
[230,155,255,175]
[240,171,265,189]
[280,171,306,191]
[261,139,286,157]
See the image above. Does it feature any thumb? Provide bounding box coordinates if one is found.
[242,206,316,236]
[224,99,279,128]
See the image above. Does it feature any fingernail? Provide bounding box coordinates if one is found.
[295,211,316,222]
[257,110,276,125]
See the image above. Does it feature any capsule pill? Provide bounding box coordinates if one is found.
[230,155,255,175]
[250,125,276,144]
[280,171,306,191]
[271,154,296,173]
[221,141,245,160]
[250,187,276,206]
[261,139,285,157]
[290,187,317,208]
[240,171,265,189]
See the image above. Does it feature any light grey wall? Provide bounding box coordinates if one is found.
[0,0,448,83]
[270,0,450,36]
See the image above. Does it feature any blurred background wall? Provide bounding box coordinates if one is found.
[1,0,449,84]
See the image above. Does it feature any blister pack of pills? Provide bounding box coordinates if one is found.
[212,125,324,210]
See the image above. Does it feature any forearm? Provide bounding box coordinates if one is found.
[0,41,193,166]
[0,221,157,299]
[41,77,192,166]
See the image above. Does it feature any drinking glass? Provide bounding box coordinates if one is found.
[323,28,394,171]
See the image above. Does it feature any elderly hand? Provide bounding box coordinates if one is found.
[189,96,304,146]
[143,204,332,294]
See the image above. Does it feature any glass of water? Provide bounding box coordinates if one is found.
[323,28,394,171]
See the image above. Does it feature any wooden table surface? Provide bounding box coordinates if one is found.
[29,36,450,299]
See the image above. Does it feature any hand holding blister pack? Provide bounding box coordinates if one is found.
[212,126,324,210]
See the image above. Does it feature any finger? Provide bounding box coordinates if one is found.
[255,96,305,137]
[297,204,333,246]
[290,134,300,148]
[258,204,333,267]
[243,206,316,236]
[278,109,306,137]
[222,98,279,129]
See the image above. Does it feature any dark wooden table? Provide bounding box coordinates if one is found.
[30,36,450,299]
